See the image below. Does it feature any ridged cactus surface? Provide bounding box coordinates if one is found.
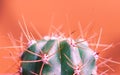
[21,36,97,75]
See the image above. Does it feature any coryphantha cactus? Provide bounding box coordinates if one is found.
[21,36,97,75]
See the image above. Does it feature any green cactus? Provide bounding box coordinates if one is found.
[21,36,97,75]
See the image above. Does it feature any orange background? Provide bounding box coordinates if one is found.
[0,0,120,74]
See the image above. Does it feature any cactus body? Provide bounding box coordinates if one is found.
[21,36,97,75]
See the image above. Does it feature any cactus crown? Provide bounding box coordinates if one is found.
[21,35,97,75]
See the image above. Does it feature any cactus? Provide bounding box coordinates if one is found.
[3,23,120,75]
[4,20,119,75]
[21,35,97,75]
